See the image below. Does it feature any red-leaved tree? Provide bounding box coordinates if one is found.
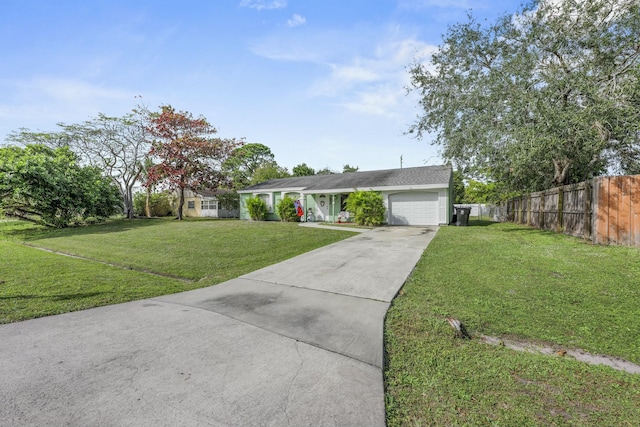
[146,105,243,220]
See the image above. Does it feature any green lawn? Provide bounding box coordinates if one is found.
[385,221,640,426]
[0,218,355,323]
[3,217,639,424]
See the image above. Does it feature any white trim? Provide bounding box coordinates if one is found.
[239,187,306,194]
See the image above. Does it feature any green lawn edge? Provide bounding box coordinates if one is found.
[384,221,640,426]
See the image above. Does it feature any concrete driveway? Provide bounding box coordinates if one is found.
[0,226,438,426]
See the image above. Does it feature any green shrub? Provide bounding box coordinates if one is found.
[345,190,386,226]
[246,196,267,221]
[133,192,174,217]
[216,191,240,210]
[276,196,299,222]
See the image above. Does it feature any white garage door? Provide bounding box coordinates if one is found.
[389,192,438,226]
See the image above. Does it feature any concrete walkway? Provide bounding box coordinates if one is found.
[0,226,438,426]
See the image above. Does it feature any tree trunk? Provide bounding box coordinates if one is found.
[125,186,135,219]
[553,158,571,187]
[145,188,151,218]
[177,187,185,220]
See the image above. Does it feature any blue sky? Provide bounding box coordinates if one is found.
[0,0,520,172]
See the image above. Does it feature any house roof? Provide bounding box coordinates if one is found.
[239,165,452,193]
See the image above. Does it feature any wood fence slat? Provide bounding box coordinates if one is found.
[499,175,640,247]
[633,176,640,246]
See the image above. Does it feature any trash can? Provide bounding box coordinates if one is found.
[454,207,471,226]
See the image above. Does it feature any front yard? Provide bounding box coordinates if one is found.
[385,221,640,426]
[0,218,355,323]
[3,217,639,425]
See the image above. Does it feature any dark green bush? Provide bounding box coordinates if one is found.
[216,191,240,210]
[345,190,386,226]
[133,192,174,217]
[276,196,299,222]
[246,196,267,221]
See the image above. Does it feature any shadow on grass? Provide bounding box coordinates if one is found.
[5,217,170,242]
[0,292,108,301]
[451,220,499,227]
[483,221,594,245]
[467,220,498,227]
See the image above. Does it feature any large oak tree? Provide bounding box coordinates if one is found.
[292,163,315,177]
[409,0,640,193]
[222,143,273,188]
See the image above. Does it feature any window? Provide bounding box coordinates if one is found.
[187,201,195,209]
[201,199,218,210]
[257,194,272,212]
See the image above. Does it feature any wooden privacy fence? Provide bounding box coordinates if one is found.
[501,175,640,246]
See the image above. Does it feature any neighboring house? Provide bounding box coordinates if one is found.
[180,189,239,218]
[238,165,453,226]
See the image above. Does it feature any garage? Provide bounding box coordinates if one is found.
[389,192,439,226]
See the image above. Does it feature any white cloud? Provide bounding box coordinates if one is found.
[0,77,138,138]
[249,29,360,62]
[30,78,133,102]
[239,0,287,11]
[250,23,438,117]
[287,14,306,27]
[311,36,437,116]
[332,63,379,84]
[343,88,399,116]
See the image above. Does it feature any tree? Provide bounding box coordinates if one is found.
[342,164,359,173]
[133,191,174,217]
[216,191,240,211]
[316,167,336,175]
[463,180,499,204]
[8,109,152,219]
[345,190,386,226]
[453,170,466,204]
[250,161,290,185]
[0,145,121,227]
[138,157,156,218]
[146,105,242,220]
[292,163,315,176]
[409,0,640,193]
[223,143,272,188]
[6,128,71,149]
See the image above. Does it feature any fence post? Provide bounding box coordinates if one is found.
[539,192,544,229]
[557,186,564,232]
[584,180,592,241]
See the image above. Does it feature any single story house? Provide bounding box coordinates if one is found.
[180,189,239,218]
[238,165,453,226]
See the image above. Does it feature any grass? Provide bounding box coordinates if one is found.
[3,217,639,424]
[385,221,640,426]
[0,218,355,323]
